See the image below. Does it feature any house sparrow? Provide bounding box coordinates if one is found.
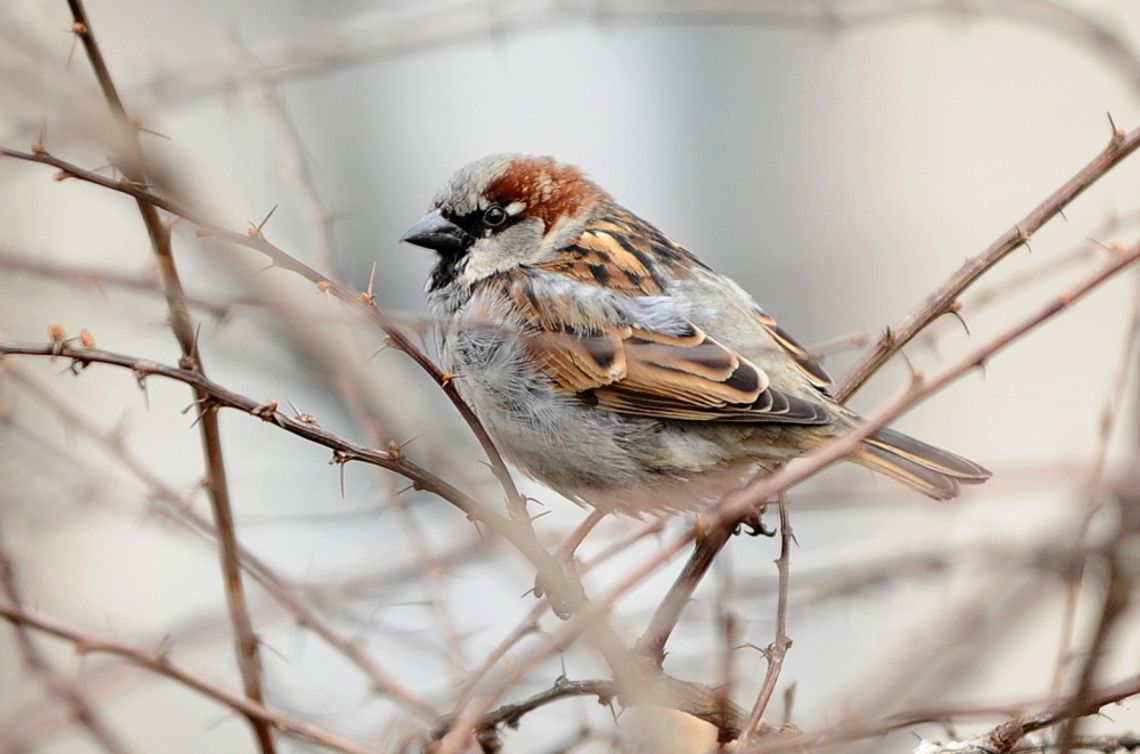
[401,155,990,515]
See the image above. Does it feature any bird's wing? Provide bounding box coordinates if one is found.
[489,269,831,425]
[753,307,833,390]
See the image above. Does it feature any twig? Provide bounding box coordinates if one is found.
[1050,269,1140,696]
[0,601,374,754]
[0,548,136,754]
[834,123,1140,402]
[1054,546,1135,753]
[137,1,1140,106]
[489,245,1140,740]
[0,339,658,747]
[431,678,616,744]
[0,142,528,522]
[5,361,439,721]
[741,494,794,742]
[743,672,1140,753]
[635,525,734,666]
[64,2,274,750]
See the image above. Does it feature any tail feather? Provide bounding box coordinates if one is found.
[852,427,991,501]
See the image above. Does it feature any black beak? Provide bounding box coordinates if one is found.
[400,209,472,256]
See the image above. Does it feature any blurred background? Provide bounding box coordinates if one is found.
[2,1,1140,752]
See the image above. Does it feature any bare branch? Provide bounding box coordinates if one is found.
[834,124,1140,402]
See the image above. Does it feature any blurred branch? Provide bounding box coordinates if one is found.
[431,678,616,748]
[0,141,529,524]
[63,2,274,750]
[506,244,1140,745]
[0,601,374,754]
[0,340,715,748]
[138,1,1140,106]
[744,671,1140,753]
[4,361,439,722]
[741,495,793,744]
[0,548,135,754]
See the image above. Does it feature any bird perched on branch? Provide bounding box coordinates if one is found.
[401,155,989,515]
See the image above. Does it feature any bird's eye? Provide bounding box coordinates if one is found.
[483,204,508,228]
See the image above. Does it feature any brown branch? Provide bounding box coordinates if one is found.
[1054,548,1136,753]
[63,2,274,750]
[634,120,1140,671]
[0,548,135,754]
[137,1,1140,106]
[0,142,527,522]
[634,525,734,666]
[741,672,1140,753]
[1051,269,1140,696]
[741,494,793,743]
[431,678,616,744]
[4,361,439,721]
[834,122,1140,402]
[0,339,660,747]
[0,601,374,754]
[0,251,302,319]
[492,245,1140,746]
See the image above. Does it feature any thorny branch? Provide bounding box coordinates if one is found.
[63,1,275,750]
[5,4,1140,749]
[0,549,135,754]
[834,120,1140,401]
[0,601,374,754]
[4,361,439,722]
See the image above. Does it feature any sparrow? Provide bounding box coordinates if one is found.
[401,155,990,515]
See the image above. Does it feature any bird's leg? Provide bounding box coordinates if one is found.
[534,508,606,613]
[735,503,777,537]
[560,508,607,558]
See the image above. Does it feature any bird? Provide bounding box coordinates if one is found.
[400,154,990,516]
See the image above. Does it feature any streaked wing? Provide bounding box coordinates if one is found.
[754,308,833,389]
[500,272,830,425]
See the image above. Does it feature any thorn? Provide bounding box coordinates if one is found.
[1058,207,1069,223]
[247,205,278,239]
[1106,111,1125,143]
[125,115,171,140]
[386,436,420,460]
[440,371,462,388]
[530,509,552,523]
[359,262,378,305]
[366,338,395,363]
[945,301,970,336]
[286,400,318,425]
[899,349,920,382]
[1015,224,1032,252]
[252,400,279,421]
[64,357,90,375]
[132,367,152,409]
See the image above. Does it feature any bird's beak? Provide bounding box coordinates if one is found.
[400,209,472,255]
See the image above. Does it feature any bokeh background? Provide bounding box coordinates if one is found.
[2,1,1140,753]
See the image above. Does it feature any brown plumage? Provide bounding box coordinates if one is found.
[403,154,991,512]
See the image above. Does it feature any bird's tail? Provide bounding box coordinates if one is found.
[849,426,991,501]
